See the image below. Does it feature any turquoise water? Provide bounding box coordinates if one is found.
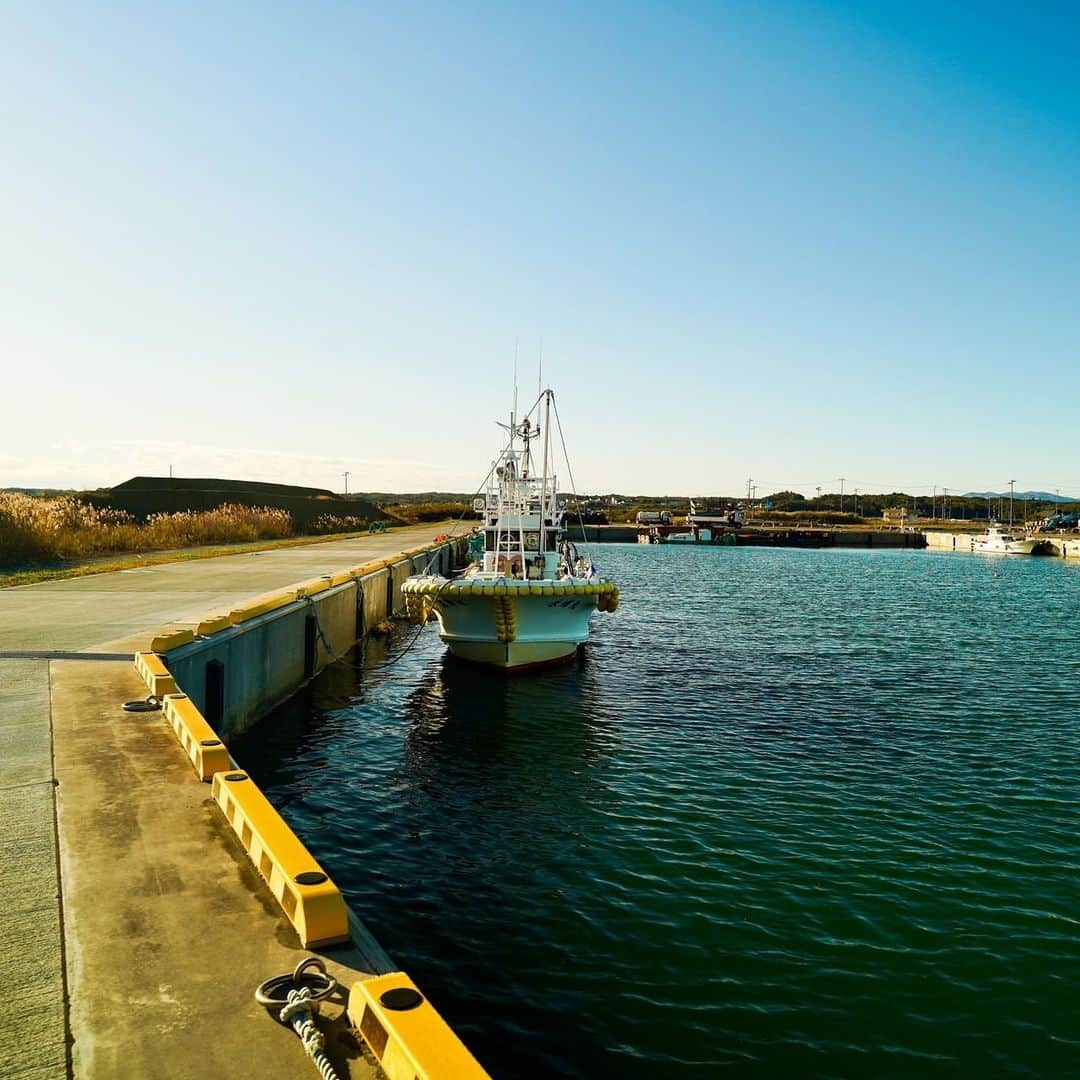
[233,545,1080,1077]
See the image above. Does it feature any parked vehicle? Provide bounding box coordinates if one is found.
[636,510,673,525]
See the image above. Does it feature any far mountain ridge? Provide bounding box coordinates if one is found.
[962,490,1075,503]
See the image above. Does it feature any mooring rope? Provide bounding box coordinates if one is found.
[279,987,340,1080]
[255,958,341,1080]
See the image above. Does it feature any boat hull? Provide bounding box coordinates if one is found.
[403,576,617,671]
[973,539,1041,554]
[445,639,580,670]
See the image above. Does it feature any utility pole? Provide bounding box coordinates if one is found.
[854,487,860,517]
[746,477,753,505]
[1009,479,1015,527]
[943,487,949,521]
[342,471,350,496]
[839,477,845,513]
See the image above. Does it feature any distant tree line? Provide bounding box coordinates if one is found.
[574,491,1080,524]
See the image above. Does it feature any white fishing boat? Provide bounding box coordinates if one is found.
[402,388,619,670]
[972,524,1041,555]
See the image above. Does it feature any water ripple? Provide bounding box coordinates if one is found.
[233,545,1080,1077]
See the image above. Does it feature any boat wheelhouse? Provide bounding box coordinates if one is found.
[402,389,618,670]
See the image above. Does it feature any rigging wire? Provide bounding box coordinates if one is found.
[550,392,591,565]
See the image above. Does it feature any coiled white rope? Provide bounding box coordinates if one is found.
[256,958,341,1080]
[278,986,340,1080]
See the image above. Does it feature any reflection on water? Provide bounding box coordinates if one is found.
[400,652,618,786]
[233,545,1080,1078]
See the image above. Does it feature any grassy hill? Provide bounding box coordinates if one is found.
[101,476,393,528]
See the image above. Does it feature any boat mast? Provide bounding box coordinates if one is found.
[540,388,552,558]
[494,389,516,575]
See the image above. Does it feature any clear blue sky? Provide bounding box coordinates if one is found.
[2,2,1078,497]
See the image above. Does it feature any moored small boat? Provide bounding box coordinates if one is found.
[972,524,1042,555]
[403,388,619,670]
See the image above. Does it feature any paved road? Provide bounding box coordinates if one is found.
[0,523,451,653]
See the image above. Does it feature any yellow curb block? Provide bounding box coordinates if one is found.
[160,693,231,781]
[211,770,349,948]
[293,575,334,600]
[228,588,296,625]
[350,972,489,1080]
[195,612,233,636]
[149,625,196,652]
[349,559,389,579]
[134,651,177,698]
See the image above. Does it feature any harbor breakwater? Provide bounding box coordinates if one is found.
[567,524,923,547]
[570,524,1080,554]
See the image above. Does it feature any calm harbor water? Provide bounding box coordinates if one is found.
[233,545,1080,1077]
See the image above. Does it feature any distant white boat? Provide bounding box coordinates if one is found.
[972,524,1041,555]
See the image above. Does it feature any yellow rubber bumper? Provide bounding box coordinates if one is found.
[404,578,619,602]
[211,770,349,948]
[160,693,232,782]
[349,973,490,1080]
[134,651,177,698]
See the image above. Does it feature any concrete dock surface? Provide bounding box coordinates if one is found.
[0,523,453,1079]
[0,522,452,654]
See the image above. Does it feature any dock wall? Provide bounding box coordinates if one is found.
[161,538,466,737]
[923,531,977,552]
[1040,537,1080,558]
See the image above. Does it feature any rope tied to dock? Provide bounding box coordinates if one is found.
[303,579,456,673]
[256,957,341,1080]
[279,987,338,1080]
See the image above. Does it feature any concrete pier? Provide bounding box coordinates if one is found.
[0,523,461,1079]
